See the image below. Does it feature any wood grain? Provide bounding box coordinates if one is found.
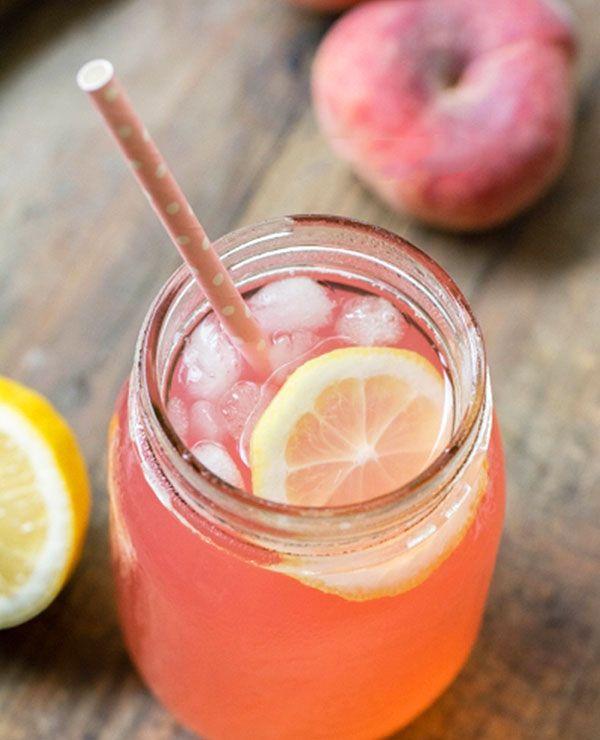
[0,0,598,737]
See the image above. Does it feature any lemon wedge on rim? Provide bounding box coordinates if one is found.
[0,377,90,628]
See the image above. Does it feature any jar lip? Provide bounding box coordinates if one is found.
[135,214,488,529]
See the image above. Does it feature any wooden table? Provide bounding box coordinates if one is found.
[1,0,598,737]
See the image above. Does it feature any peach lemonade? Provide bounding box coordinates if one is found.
[108,216,505,738]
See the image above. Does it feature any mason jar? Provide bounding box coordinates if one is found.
[108,215,506,739]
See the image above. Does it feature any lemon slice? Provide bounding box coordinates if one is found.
[250,347,489,601]
[0,377,90,628]
[251,347,450,506]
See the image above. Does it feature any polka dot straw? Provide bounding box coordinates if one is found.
[77,59,271,376]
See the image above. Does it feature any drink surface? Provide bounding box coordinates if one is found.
[167,276,453,499]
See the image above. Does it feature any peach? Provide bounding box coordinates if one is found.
[312,0,577,231]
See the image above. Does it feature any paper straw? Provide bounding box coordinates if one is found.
[77,59,271,375]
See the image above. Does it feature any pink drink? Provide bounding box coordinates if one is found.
[167,278,451,492]
[109,216,505,738]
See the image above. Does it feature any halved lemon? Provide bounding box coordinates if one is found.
[0,377,90,629]
[250,347,450,507]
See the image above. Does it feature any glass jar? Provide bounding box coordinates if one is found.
[108,215,505,739]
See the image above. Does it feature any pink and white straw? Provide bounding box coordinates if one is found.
[77,59,271,376]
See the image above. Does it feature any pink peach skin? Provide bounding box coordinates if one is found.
[312,0,577,231]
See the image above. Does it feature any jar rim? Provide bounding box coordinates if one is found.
[133,214,489,543]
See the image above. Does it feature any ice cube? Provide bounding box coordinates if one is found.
[220,381,261,439]
[189,400,227,444]
[192,442,244,488]
[181,314,242,401]
[335,296,405,346]
[269,330,319,371]
[249,277,334,333]
[167,397,189,439]
[237,382,278,467]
